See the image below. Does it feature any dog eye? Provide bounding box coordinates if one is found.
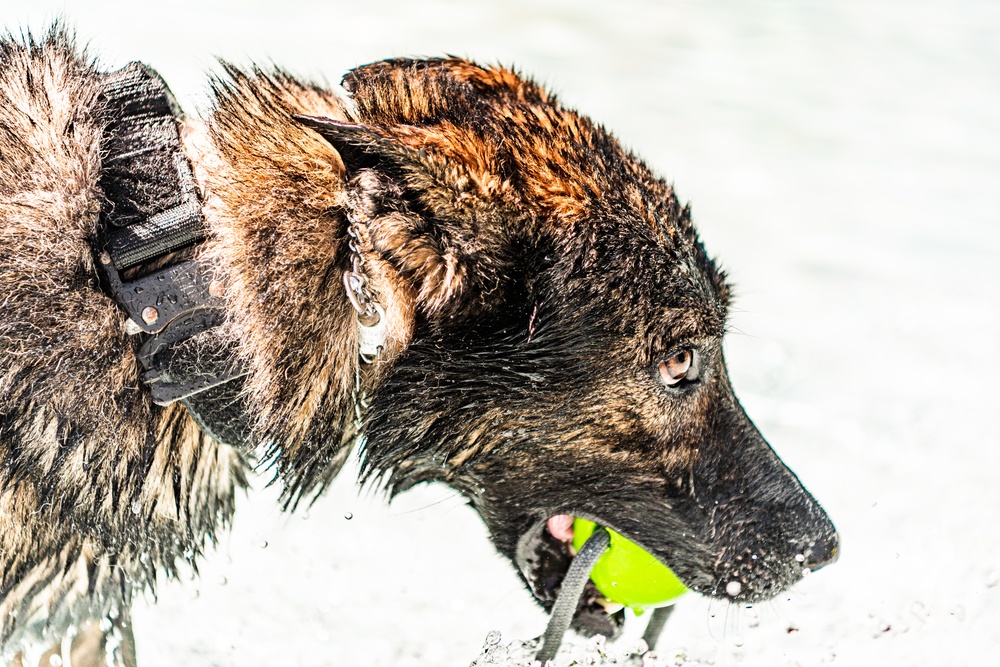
[659,349,699,386]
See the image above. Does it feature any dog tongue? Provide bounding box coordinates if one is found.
[546,514,575,543]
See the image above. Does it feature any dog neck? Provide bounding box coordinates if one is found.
[178,76,417,504]
[89,61,414,501]
[91,63,250,449]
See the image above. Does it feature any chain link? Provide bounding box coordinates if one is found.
[343,210,381,326]
[343,202,382,436]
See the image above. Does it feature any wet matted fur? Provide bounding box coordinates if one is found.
[0,27,246,655]
[0,25,837,660]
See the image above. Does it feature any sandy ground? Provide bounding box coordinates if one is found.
[5,1,999,665]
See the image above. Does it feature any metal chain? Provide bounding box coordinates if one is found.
[343,204,380,327]
[343,200,384,437]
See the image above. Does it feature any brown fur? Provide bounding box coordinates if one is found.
[197,66,361,503]
[0,26,836,661]
[0,27,245,656]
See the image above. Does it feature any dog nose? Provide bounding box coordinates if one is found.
[802,532,839,571]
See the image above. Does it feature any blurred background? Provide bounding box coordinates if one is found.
[5,1,999,665]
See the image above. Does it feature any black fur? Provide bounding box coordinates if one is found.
[0,27,837,661]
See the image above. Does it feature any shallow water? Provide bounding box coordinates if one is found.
[6,0,1000,664]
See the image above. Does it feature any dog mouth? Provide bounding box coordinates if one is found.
[513,505,837,620]
[514,514,633,638]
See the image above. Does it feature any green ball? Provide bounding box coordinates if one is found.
[572,518,687,612]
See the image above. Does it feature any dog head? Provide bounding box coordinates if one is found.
[300,58,838,630]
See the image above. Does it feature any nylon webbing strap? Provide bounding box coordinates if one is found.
[99,62,205,270]
[108,194,205,270]
[95,62,247,424]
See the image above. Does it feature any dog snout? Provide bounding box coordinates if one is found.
[802,530,839,572]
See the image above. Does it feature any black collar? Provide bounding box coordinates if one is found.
[95,62,243,407]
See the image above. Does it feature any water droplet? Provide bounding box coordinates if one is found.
[344,512,353,520]
[218,576,228,586]
[484,630,501,646]
[751,554,758,560]
[733,635,745,647]
[99,618,113,632]
[726,581,742,597]
[49,654,63,666]
[131,500,141,515]
[795,553,805,562]
[259,540,269,549]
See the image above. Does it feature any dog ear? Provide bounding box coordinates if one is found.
[296,114,515,320]
[294,115,403,173]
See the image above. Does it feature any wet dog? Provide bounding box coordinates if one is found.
[0,25,837,664]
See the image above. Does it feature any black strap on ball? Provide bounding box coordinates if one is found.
[536,526,610,663]
[641,604,674,652]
